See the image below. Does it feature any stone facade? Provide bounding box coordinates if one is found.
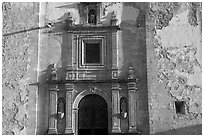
[2,2,202,135]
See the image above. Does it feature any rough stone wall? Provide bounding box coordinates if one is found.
[2,2,39,135]
[146,2,202,134]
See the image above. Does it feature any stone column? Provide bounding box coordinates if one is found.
[111,83,121,133]
[127,81,137,133]
[65,83,74,134]
[48,84,58,134]
[73,108,78,135]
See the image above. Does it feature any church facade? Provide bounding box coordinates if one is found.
[2,2,202,135]
[38,2,148,135]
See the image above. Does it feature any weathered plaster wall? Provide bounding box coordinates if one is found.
[119,2,149,134]
[146,2,202,134]
[2,2,39,135]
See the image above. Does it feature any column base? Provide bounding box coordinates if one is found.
[112,128,121,134]
[65,128,74,134]
[128,126,138,134]
[48,128,58,135]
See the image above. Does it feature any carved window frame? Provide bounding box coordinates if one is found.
[78,35,106,70]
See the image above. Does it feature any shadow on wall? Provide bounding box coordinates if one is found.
[120,2,149,134]
[154,124,202,135]
[37,10,73,134]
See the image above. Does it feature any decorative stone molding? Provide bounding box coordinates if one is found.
[111,11,117,26]
[112,70,118,79]
[66,72,76,80]
[128,64,135,80]
[78,35,107,70]
[72,87,112,134]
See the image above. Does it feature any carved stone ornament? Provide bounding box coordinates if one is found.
[50,64,57,81]
[66,12,73,26]
[120,97,128,118]
[128,65,135,79]
[58,100,65,119]
[90,86,96,93]
[111,11,117,26]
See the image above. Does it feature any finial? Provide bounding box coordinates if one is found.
[111,11,117,26]
[128,64,135,79]
[66,12,73,26]
[50,64,57,80]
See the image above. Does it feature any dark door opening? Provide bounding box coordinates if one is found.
[78,94,108,135]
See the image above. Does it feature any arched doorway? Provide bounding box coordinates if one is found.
[78,94,108,135]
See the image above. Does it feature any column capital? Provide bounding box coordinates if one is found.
[65,83,74,88]
[48,128,58,135]
[127,81,138,91]
[73,108,79,112]
[65,83,74,92]
[48,84,58,92]
[111,83,121,90]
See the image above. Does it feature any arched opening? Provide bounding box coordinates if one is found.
[78,94,108,135]
[88,8,97,24]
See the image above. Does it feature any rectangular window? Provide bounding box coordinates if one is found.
[175,101,186,114]
[78,36,106,69]
[85,43,100,64]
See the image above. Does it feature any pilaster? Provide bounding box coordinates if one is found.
[111,30,118,69]
[127,81,138,133]
[48,84,58,134]
[65,83,74,134]
[111,83,121,133]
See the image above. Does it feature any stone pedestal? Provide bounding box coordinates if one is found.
[48,84,58,134]
[111,83,121,133]
[65,83,74,134]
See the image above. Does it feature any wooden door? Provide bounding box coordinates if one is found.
[78,94,108,135]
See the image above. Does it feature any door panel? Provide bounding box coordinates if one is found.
[78,94,108,135]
